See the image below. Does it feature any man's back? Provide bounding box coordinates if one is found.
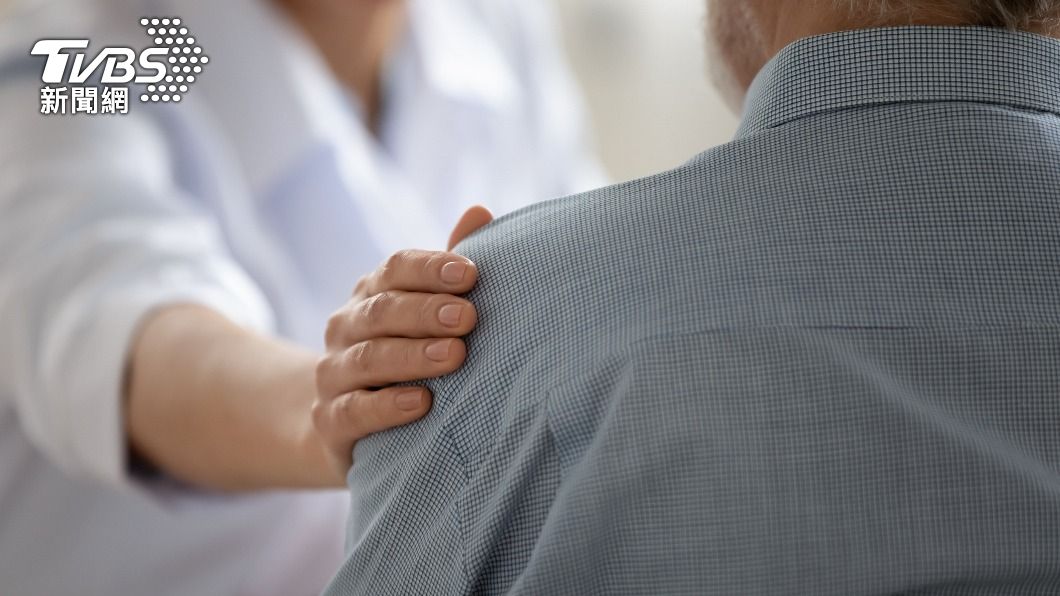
[327,27,1060,595]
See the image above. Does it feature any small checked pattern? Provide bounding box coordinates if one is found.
[326,27,1060,595]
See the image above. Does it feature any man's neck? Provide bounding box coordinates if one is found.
[276,0,407,135]
[721,0,1060,111]
[766,2,1060,58]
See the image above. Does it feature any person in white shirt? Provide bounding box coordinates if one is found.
[0,0,604,593]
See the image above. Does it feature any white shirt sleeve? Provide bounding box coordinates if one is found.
[0,78,274,488]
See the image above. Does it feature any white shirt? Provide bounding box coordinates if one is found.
[0,0,603,593]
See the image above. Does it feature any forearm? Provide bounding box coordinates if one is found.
[126,304,337,491]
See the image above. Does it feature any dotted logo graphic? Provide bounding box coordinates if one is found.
[137,17,208,103]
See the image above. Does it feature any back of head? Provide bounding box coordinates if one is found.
[839,0,1060,30]
[707,0,1060,111]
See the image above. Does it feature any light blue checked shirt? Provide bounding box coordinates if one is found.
[327,27,1060,595]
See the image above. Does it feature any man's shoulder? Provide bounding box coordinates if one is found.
[442,96,1060,388]
[439,147,769,405]
[458,99,1060,339]
[455,144,745,269]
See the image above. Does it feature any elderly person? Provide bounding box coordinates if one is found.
[322,0,1060,593]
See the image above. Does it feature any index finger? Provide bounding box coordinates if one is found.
[358,249,478,297]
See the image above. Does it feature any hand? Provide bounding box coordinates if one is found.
[312,207,495,478]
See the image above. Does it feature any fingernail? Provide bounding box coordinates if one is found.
[438,304,463,327]
[396,389,424,411]
[441,261,467,284]
[425,339,452,361]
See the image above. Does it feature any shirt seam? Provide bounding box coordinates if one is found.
[740,96,1060,138]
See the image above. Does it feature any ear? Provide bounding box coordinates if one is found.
[448,205,494,251]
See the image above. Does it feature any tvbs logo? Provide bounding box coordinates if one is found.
[31,17,208,115]
[32,40,168,85]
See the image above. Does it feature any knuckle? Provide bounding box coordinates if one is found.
[331,393,363,440]
[349,341,374,372]
[345,392,376,434]
[424,252,445,278]
[381,250,412,283]
[352,275,370,298]
[314,355,332,395]
[341,392,358,425]
[310,398,329,433]
[402,342,416,368]
[392,249,415,265]
[383,251,403,271]
[360,293,386,326]
[324,311,346,348]
[419,295,441,329]
[377,258,397,286]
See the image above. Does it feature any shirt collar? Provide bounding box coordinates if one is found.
[737,26,1060,139]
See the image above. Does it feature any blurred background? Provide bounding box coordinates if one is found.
[0,0,740,182]
[552,0,739,182]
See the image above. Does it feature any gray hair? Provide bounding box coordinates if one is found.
[840,0,1060,30]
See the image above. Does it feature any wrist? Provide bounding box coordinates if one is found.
[127,304,347,491]
[281,352,347,489]
[292,403,346,489]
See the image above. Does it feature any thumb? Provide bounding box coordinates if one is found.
[448,205,494,250]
